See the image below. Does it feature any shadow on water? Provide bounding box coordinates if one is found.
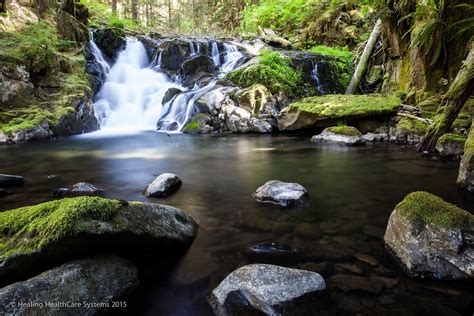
[1,132,473,315]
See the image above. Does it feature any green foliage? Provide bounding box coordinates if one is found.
[448,4,474,39]
[228,50,303,96]
[396,191,473,229]
[288,94,401,118]
[327,125,362,136]
[80,0,139,31]
[437,133,466,146]
[308,45,354,87]
[0,197,122,260]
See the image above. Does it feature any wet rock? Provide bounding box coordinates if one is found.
[0,197,198,286]
[195,86,237,115]
[0,174,25,187]
[247,242,298,263]
[435,133,465,156]
[91,28,126,63]
[145,173,182,197]
[12,120,50,143]
[328,274,384,294]
[181,55,215,77]
[209,264,326,315]
[222,99,273,133]
[52,187,71,197]
[182,113,213,134]
[384,191,474,279]
[163,87,183,104]
[0,188,8,198]
[235,84,276,116]
[0,255,138,316]
[71,182,104,196]
[311,126,365,146]
[254,180,308,208]
[362,132,388,142]
[52,96,99,136]
[457,125,473,191]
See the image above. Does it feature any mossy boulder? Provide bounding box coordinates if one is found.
[0,197,198,286]
[435,133,466,156]
[394,117,429,145]
[182,113,213,134]
[279,94,401,131]
[384,191,474,279]
[457,124,474,191]
[311,125,364,146]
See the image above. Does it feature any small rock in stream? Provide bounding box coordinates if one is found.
[253,180,308,208]
[145,173,182,197]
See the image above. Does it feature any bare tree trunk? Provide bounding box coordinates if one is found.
[420,41,474,152]
[168,0,172,28]
[345,19,382,94]
[131,0,138,22]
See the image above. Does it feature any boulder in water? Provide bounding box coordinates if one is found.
[0,255,138,315]
[145,173,182,197]
[0,196,198,286]
[0,174,25,187]
[71,182,104,196]
[254,180,308,207]
[163,87,183,104]
[52,96,99,136]
[311,126,365,146]
[182,114,213,134]
[181,55,216,77]
[208,264,327,315]
[384,191,474,279]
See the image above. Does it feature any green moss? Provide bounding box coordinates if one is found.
[452,112,472,129]
[0,197,122,260]
[327,125,362,136]
[182,120,201,133]
[396,191,474,230]
[437,133,466,146]
[228,50,303,97]
[396,117,429,134]
[463,124,474,165]
[288,94,401,119]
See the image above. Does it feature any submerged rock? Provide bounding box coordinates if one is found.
[311,126,365,146]
[145,173,182,197]
[0,174,26,187]
[11,119,51,143]
[0,255,138,316]
[209,264,326,315]
[0,196,198,286]
[384,191,474,279]
[435,133,465,156]
[248,242,298,264]
[0,188,8,198]
[254,180,308,207]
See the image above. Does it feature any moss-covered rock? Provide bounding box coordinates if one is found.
[394,117,429,145]
[435,133,466,156]
[182,113,213,134]
[278,94,401,130]
[384,191,474,279]
[0,197,198,286]
[457,124,474,190]
[227,51,303,97]
[312,125,364,146]
[235,84,272,116]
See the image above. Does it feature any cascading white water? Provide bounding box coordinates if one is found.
[90,37,244,132]
[89,32,111,75]
[211,42,220,66]
[311,61,325,94]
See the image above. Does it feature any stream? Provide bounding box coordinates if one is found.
[1,132,473,315]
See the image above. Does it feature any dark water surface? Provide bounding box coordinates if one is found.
[1,132,473,315]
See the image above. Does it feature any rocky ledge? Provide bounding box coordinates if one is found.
[0,196,198,286]
[384,191,473,279]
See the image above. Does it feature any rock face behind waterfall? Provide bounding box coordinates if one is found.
[0,197,199,286]
[384,191,474,279]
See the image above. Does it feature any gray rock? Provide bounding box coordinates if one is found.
[0,133,7,145]
[12,120,50,143]
[254,180,308,207]
[52,96,99,136]
[0,200,198,285]
[0,174,25,187]
[435,135,466,157]
[311,127,365,146]
[457,126,473,191]
[162,87,183,104]
[0,255,138,316]
[384,191,474,279]
[209,264,326,315]
[71,182,104,196]
[145,173,182,197]
[362,132,388,143]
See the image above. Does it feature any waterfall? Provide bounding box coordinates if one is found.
[88,32,111,75]
[89,37,244,132]
[311,61,325,94]
[211,42,220,66]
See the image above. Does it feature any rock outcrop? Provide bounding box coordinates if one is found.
[254,180,308,207]
[0,196,198,286]
[457,125,474,191]
[0,255,139,316]
[209,264,327,315]
[384,191,474,279]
